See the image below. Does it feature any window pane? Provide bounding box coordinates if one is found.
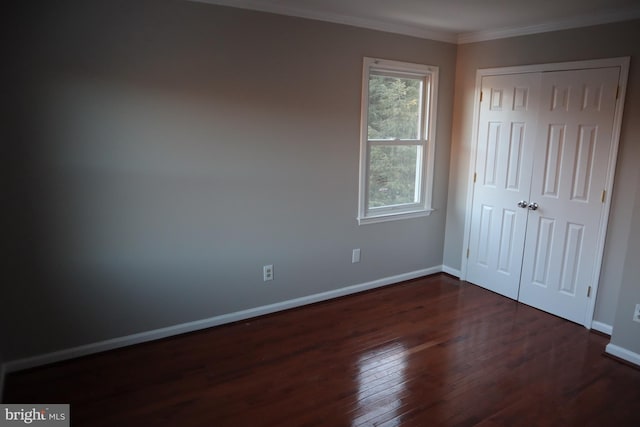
[368,74,423,140]
[368,145,419,208]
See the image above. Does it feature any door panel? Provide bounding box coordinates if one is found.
[518,67,620,323]
[466,73,540,299]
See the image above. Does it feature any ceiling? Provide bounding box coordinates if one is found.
[194,0,640,43]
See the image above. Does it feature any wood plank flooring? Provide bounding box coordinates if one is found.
[4,274,640,426]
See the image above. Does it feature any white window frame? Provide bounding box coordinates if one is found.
[357,57,438,225]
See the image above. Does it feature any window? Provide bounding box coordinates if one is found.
[357,57,438,224]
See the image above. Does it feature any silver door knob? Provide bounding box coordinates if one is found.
[517,200,529,208]
[528,202,539,211]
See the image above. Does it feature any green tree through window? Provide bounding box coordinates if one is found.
[369,145,418,207]
[368,74,422,140]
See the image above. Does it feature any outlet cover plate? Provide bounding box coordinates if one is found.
[263,265,273,281]
[352,249,361,264]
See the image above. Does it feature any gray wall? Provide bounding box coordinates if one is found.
[610,172,640,354]
[444,19,640,329]
[3,0,456,361]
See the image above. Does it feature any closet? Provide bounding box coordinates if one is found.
[464,59,628,326]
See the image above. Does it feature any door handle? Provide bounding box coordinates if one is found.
[517,200,529,208]
[528,202,539,211]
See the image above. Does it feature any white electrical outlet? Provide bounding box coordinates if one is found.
[263,265,273,282]
[352,248,361,264]
[633,304,640,323]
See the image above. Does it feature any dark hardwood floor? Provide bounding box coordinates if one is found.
[4,274,640,426]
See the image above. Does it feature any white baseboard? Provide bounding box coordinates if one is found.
[441,265,461,278]
[605,343,640,367]
[4,266,444,374]
[591,321,613,335]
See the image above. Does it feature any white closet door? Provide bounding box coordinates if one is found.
[518,67,620,324]
[466,73,540,299]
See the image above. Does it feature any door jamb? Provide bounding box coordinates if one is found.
[459,57,630,329]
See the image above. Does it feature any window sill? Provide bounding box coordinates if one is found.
[357,209,435,225]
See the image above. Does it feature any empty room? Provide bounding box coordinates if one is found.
[2,0,640,425]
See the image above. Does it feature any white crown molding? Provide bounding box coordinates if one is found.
[191,0,640,45]
[190,0,457,43]
[457,7,640,44]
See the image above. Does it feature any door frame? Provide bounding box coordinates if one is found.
[460,57,630,329]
